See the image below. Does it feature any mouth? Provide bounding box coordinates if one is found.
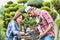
[20,21,22,23]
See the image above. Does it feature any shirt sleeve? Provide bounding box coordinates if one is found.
[42,10,54,27]
[12,21,19,35]
[6,22,12,37]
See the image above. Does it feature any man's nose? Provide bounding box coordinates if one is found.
[29,14,31,16]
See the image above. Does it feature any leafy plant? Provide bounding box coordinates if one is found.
[5,18,11,21]
[56,19,60,28]
[51,0,60,7]
[55,18,60,40]
[43,2,50,7]
[50,11,57,21]
[10,4,18,7]
[0,6,4,19]
[3,2,21,28]
[57,9,60,14]
[8,7,17,12]
[4,8,10,13]
[7,1,13,4]
[17,5,26,13]
[51,0,60,14]
[10,12,15,17]
[29,18,37,26]
[5,13,11,18]
[0,27,6,40]
[27,0,44,8]
[22,13,37,29]
[4,4,10,8]
[17,0,28,3]
[40,6,51,12]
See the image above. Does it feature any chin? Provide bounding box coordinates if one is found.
[20,22,22,24]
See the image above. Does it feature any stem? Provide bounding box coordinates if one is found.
[56,27,59,40]
[59,14,60,19]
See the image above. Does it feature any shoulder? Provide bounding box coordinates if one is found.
[41,10,49,16]
[41,10,49,14]
[8,20,16,27]
[11,20,16,25]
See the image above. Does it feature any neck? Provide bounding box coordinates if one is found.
[16,20,20,25]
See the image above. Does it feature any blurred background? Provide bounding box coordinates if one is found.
[0,0,60,40]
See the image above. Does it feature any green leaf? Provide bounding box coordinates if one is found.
[56,19,60,28]
[5,13,11,18]
[7,1,13,4]
[40,6,51,12]
[43,2,50,7]
[10,4,18,7]
[57,9,60,14]
[10,12,16,17]
[50,11,57,21]
[4,8,10,13]
[4,4,10,8]
[17,0,28,3]
[27,0,44,8]
[17,6,26,13]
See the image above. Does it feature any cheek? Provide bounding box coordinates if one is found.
[31,12,34,16]
[32,13,34,15]
[19,19,22,22]
[17,18,20,22]
[30,11,33,15]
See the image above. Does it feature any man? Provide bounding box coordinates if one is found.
[25,6,55,40]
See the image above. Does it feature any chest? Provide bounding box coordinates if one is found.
[35,14,47,25]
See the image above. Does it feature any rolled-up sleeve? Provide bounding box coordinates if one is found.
[42,10,54,27]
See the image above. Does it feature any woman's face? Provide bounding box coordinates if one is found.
[16,15,22,24]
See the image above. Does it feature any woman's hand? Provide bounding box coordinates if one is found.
[20,32,24,35]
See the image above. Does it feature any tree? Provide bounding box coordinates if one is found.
[51,0,60,40]
[17,0,28,3]
[27,0,44,8]
[56,19,60,40]
[43,2,50,7]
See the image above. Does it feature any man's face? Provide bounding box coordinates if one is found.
[34,10,39,16]
[28,9,35,17]
[28,9,39,17]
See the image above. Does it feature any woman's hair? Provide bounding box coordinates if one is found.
[13,12,24,20]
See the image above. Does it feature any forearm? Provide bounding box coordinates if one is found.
[44,24,52,35]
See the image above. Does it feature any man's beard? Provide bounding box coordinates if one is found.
[29,15,36,18]
[29,13,36,17]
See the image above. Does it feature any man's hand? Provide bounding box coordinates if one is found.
[36,32,45,39]
[36,35,40,39]
[40,32,46,38]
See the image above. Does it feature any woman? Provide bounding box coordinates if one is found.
[6,12,24,40]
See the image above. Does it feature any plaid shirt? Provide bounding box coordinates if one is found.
[36,10,55,37]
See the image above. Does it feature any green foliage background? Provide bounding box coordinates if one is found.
[0,0,59,40]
